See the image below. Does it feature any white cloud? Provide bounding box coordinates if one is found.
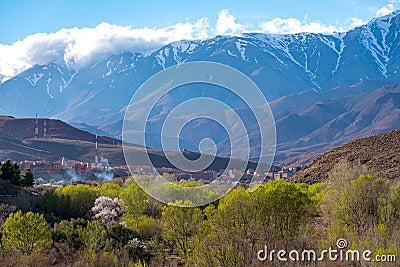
[258,18,335,34]
[0,20,211,80]
[215,9,246,35]
[258,17,365,34]
[376,4,394,16]
[0,9,369,81]
[346,17,365,29]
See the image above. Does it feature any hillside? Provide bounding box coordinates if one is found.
[0,115,120,145]
[0,180,40,211]
[290,129,400,183]
[0,116,260,172]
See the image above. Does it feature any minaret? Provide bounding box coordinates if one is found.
[95,133,99,164]
[43,119,47,138]
[35,113,38,139]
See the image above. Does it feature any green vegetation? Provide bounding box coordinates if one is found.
[0,161,400,266]
[0,159,35,187]
[0,159,22,186]
[20,168,34,187]
[43,184,99,220]
[1,211,52,253]
[161,201,202,258]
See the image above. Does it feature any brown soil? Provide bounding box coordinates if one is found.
[290,129,400,183]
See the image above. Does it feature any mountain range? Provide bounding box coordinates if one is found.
[0,11,400,165]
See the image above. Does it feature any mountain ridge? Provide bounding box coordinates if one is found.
[274,84,400,165]
[1,11,400,164]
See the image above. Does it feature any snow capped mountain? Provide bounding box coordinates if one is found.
[0,63,76,117]
[0,12,400,163]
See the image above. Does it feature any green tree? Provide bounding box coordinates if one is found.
[109,177,124,187]
[123,213,160,240]
[203,188,255,266]
[190,184,315,267]
[161,200,202,258]
[331,174,389,236]
[52,219,85,251]
[322,160,370,219]
[1,211,52,253]
[81,220,108,252]
[393,185,400,218]
[0,160,21,186]
[21,168,34,187]
[55,184,99,219]
[254,180,314,237]
[119,180,147,229]
[107,223,139,246]
[42,189,70,219]
[98,182,122,198]
[151,181,218,207]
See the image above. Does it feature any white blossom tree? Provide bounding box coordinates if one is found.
[91,196,124,227]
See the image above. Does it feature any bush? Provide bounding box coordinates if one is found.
[108,223,139,246]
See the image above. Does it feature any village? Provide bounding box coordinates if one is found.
[18,157,298,186]
[9,114,299,185]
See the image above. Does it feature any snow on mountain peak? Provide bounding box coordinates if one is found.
[1,12,399,83]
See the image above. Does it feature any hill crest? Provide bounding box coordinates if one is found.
[290,129,400,183]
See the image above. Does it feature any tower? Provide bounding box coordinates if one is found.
[95,133,99,164]
[34,113,38,139]
[43,119,47,138]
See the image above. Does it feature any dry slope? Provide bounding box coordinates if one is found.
[290,129,400,183]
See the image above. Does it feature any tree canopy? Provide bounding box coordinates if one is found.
[1,211,52,253]
[0,159,22,186]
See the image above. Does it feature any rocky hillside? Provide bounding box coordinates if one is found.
[290,129,400,183]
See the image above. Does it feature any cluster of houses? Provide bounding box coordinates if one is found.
[17,158,297,185]
[18,158,126,182]
[131,166,296,184]
[20,158,96,176]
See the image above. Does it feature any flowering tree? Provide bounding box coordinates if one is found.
[91,196,124,227]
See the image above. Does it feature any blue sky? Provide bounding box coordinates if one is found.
[0,0,398,44]
[0,0,399,80]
